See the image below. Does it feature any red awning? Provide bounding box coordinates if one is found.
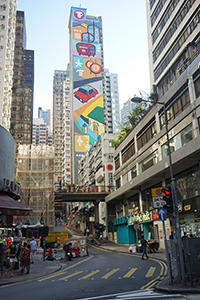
[0,195,31,216]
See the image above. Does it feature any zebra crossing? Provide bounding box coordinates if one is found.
[38,265,159,282]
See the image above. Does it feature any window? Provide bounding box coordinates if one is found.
[139,150,159,173]
[160,87,190,129]
[161,123,193,159]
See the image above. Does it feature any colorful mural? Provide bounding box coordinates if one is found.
[71,7,105,168]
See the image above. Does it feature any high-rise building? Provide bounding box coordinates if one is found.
[52,70,68,184]
[104,69,120,133]
[32,118,48,145]
[146,0,200,97]
[69,7,105,183]
[10,11,34,145]
[38,107,51,133]
[121,98,136,126]
[62,78,71,185]
[0,0,17,130]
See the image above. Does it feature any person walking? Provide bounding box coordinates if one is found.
[141,235,148,260]
[21,243,33,274]
[29,237,37,263]
[5,243,16,277]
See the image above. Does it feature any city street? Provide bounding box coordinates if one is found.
[0,243,199,300]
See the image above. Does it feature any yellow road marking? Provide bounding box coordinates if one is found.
[102,268,119,279]
[123,268,137,278]
[58,271,83,280]
[145,267,156,277]
[38,255,93,282]
[79,270,100,279]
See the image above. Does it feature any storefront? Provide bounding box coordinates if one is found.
[179,196,200,237]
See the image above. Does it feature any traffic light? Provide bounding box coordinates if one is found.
[162,186,173,215]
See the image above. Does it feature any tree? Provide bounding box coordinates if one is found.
[93,223,106,238]
[111,125,131,147]
[128,103,147,127]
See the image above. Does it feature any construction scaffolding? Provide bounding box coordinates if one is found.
[15,145,55,233]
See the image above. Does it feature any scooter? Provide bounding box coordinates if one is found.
[64,243,72,261]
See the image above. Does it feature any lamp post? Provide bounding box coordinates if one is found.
[131,97,185,284]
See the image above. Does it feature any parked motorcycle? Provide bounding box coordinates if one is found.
[63,243,72,261]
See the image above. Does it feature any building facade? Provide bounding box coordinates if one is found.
[62,78,71,186]
[105,0,200,247]
[38,107,51,134]
[68,7,105,184]
[15,144,55,232]
[0,0,17,130]
[10,11,34,145]
[121,98,136,126]
[104,69,120,134]
[77,132,117,236]
[52,70,68,184]
[32,118,48,145]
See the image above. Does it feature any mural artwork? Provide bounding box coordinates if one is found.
[72,7,105,158]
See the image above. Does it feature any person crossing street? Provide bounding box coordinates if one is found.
[141,235,148,260]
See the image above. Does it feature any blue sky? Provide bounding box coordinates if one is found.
[17,0,150,117]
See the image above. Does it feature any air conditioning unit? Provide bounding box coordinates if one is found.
[3,178,11,188]
[11,181,20,196]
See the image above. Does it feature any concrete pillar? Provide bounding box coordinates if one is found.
[139,190,143,213]
[188,76,199,138]
[155,111,161,133]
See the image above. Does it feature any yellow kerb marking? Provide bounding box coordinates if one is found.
[79,270,100,280]
[102,268,119,279]
[145,267,156,277]
[58,271,83,280]
[123,268,137,278]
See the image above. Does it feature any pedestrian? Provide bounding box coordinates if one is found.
[5,243,16,277]
[141,235,148,260]
[86,228,89,236]
[84,229,86,236]
[29,237,37,263]
[21,243,33,274]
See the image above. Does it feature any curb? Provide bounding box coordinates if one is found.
[0,261,63,286]
[155,277,200,294]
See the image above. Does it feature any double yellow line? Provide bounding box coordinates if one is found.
[89,243,168,290]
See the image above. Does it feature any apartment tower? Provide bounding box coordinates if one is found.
[104,69,120,133]
[52,70,68,184]
[10,11,34,145]
[0,0,17,130]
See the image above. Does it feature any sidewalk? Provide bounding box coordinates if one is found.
[0,253,62,286]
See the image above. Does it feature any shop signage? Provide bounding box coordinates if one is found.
[152,212,159,221]
[184,205,191,211]
[89,217,95,222]
[137,211,152,223]
[178,203,183,212]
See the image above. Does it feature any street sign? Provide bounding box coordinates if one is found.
[152,196,166,209]
[158,208,166,221]
[134,225,140,230]
[151,187,165,197]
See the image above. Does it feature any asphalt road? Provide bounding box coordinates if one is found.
[1,245,199,300]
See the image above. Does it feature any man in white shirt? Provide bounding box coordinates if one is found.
[30,237,37,263]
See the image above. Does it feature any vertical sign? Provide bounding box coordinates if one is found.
[71,7,105,182]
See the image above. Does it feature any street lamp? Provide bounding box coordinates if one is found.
[131,96,186,284]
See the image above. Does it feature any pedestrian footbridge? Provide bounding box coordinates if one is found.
[54,185,114,202]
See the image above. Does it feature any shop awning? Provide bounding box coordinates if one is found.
[0,195,31,216]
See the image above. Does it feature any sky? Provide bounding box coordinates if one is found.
[17,0,150,118]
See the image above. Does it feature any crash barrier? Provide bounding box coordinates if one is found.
[46,232,69,245]
[65,236,89,258]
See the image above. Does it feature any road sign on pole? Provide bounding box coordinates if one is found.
[152,196,166,209]
[158,208,166,221]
